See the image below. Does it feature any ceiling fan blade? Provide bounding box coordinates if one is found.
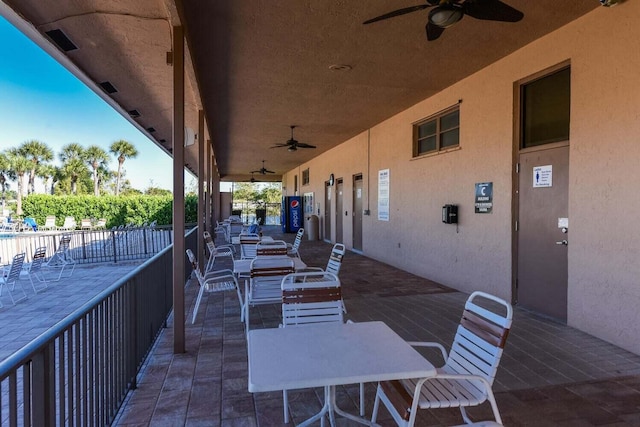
[463,0,524,23]
[250,170,261,174]
[426,22,445,41]
[296,143,317,149]
[363,4,431,25]
[270,144,289,148]
[265,169,275,174]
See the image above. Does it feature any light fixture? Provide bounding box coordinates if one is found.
[328,64,352,72]
[429,6,464,28]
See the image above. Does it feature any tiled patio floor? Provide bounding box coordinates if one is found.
[52,227,640,426]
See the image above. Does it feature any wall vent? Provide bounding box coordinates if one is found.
[99,81,118,94]
[128,109,141,118]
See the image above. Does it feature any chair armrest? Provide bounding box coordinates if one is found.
[214,247,234,256]
[406,341,448,362]
[202,269,236,281]
[298,267,324,272]
[429,372,494,391]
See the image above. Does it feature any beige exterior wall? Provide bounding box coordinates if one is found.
[284,4,640,354]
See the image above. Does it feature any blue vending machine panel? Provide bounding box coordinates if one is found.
[282,196,302,233]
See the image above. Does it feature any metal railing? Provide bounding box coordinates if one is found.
[0,225,173,265]
[0,228,197,426]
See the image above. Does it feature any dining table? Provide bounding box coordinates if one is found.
[247,321,436,426]
[231,235,274,245]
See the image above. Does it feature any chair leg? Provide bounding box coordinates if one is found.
[192,284,205,324]
[283,390,290,423]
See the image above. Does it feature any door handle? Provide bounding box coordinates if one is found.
[555,240,568,246]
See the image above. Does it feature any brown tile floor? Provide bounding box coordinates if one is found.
[113,227,640,426]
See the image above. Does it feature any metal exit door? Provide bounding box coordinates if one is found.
[335,179,344,244]
[324,181,332,242]
[517,145,569,322]
[353,175,363,251]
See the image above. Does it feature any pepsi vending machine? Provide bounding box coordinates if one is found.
[281,196,302,233]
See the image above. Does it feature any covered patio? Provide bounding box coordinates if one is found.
[113,228,640,426]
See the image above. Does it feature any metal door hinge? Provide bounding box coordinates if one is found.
[515,163,520,173]
[515,220,518,232]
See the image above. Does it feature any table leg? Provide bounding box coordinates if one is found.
[297,385,379,427]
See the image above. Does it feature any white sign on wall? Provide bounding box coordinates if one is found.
[378,169,390,221]
[533,165,553,188]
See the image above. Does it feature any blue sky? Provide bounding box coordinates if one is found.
[0,17,180,192]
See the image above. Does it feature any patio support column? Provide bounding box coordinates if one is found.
[205,140,212,229]
[172,25,185,354]
[197,110,205,271]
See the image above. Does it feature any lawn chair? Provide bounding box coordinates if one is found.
[186,249,240,324]
[371,291,513,427]
[203,231,234,273]
[60,216,77,231]
[280,271,365,423]
[304,243,347,311]
[80,218,93,230]
[95,218,107,229]
[286,228,304,258]
[243,256,294,333]
[239,234,260,260]
[0,253,28,307]
[42,215,57,231]
[45,233,76,281]
[22,246,49,294]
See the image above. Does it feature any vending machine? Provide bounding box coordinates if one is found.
[281,196,302,233]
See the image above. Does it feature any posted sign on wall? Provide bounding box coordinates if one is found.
[378,169,389,221]
[475,182,493,214]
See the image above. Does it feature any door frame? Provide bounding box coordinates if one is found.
[511,60,571,305]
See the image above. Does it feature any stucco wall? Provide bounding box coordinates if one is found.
[285,3,640,354]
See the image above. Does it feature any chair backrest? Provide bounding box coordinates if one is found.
[256,240,288,256]
[30,247,47,273]
[325,243,346,276]
[57,233,72,253]
[248,256,295,303]
[44,216,56,227]
[186,249,203,279]
[95,218,107,228]
[81,219,92,229]
[63,216,76,229]
[444,291,513,387]
[292,228,304,249]
[204,231,215,251]
[5,253,26,284]
[240,235,260,259]
[281,271,344,326]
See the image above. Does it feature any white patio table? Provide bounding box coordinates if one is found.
[247,321,436,427]
[233,256,306,276]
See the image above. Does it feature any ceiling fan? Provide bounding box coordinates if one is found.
[271,125,316,152]
[251,160,275,175]
[363,0,524,41]
[250,173,261,183]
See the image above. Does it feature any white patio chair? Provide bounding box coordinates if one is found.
[304,243,347,312]
[203,231,234,273]
[60,216,77,231]
[239,234,260,260]
[255,240,288,257]
[45,233,76,281]
[186,249,240,324]
[21,246,49,294]
[95,218,107,229]
[80,218,93,230]
[280,271,365,423]
[371,291,513,427]
[243,256,294,333]
[286,228,304,258]
[42,215,57,231]
[0,253,28,306]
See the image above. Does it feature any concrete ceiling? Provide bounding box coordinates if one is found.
[2,0,599,182]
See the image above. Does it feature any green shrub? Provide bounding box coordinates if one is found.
[22,194,198,228]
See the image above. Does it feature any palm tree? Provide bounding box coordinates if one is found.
[109,140,138,196]
[59,143,88,195]
[0,151,15,211]
[6,148,31,215]
[19,139,54,194]
[36,164,56,195]
[85,145,110,196]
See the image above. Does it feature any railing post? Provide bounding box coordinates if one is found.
[111,229,118,263]
[31,342,56,426]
